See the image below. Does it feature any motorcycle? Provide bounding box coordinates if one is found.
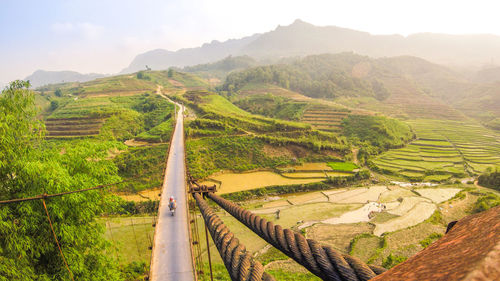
[169,201,177,216]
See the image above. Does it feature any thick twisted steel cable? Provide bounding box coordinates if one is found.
[207,192,386,281]
[193,193,275,281]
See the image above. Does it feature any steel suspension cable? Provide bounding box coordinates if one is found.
[193,193,276,281]
[206,192,387,281]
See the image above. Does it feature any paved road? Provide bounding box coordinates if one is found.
[150,103,194,281]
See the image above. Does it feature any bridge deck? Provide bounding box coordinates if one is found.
[150,105,194,281]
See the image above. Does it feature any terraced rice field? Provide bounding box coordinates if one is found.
[373,119,500,179]
[300,104,349,132]
[45,117,105,138]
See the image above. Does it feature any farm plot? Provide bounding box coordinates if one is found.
[300,104,349,132]
[202,171,326,194]
[45,117,104,138]
[373,119,500,178]
[374,202,436,235]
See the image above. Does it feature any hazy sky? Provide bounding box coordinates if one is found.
[1,0,500,86]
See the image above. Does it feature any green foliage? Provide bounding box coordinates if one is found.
[186,118,244,137]
[478,169,500,190]
[136,119,174,142]
[419,232,443,248]
[186,136,293,179]
[50,100,59,111]
[221,53,380,100]
[342,115,414,151]
[136,71,150,80]
[233,94,307,121]
[0,80,44,172]
[471,192,500,213]
[129,94,174,131]
[100,110,143,141]
[0,81,123,279]
[425,210,446,226]
[114,199,160,215]
[327,161,359,172]
[121,261,148,281]
[114,144,168,192]
[54,89,62,97]
[382,254,407,269]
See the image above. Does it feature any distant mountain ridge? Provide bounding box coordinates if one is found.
[120,34,260,73]
[122,19,500,73]
[25,70,106,88]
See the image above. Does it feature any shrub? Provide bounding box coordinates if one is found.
[382,254,407,269]
[471,192,500,213]
[419,232,443,248]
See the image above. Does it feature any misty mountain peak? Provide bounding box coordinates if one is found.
[291,19,311,27]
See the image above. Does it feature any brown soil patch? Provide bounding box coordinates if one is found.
[116,188,161,202]
[124,139,152,147]
[168,79,185,88]
[306,223,374,253]
[292,162,332,170]
[106,148,126,159]
[205,171,325,194]
[262,144,295,158]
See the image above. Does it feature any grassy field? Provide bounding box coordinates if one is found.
[372,119,500,180]
[327,161,359,172]
[101,216,155,265]
[180,90,351,179]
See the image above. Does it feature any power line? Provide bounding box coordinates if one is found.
[0,169,165,205]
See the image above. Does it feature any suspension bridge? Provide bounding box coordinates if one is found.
[0,99,497,281]
[148,102,499,281]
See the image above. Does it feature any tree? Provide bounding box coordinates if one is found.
[50,100,59,111]
[167,68,174,78]
[0,81,123,280]
[54,89,62,97]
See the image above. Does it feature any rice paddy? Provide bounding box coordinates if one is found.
[201,171,326,194]
[300,104,349,132]
[373,119,500,179]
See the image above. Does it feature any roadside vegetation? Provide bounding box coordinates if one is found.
[0,81,125,280]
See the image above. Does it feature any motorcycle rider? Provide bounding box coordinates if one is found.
[169,196,177,215]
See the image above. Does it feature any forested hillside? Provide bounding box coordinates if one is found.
[221,53,383,100]
[219,53,500,122]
